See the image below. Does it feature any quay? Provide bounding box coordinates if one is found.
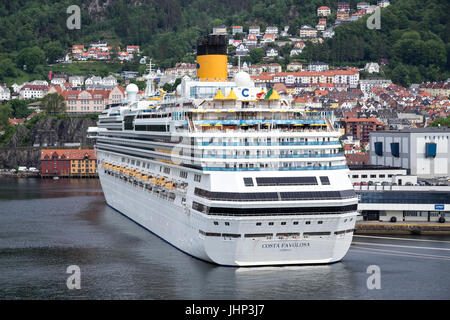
[356,221,450,235]
[0,171,40,178]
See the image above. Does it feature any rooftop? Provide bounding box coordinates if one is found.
[372,127,450,134]
[349,165,405,171]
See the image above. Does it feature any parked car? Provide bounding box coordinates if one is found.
[417,181,426,186]
[405,182,413,186]
[361,182,368,186]
[353,182,360,186]
[381,181,391,186]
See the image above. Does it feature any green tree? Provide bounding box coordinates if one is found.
[9,100,33,119]
[0,103,13,130]
[249,48,264,64]
[0,58,17,80]
[44,41,65,64]
[430,115,450,127]
[390,64,410,87]
[41,93,66,115]
[16,47,45,73]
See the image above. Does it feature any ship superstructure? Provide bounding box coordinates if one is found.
[90,35,358,266]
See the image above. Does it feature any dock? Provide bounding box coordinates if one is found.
[356,221,450,235]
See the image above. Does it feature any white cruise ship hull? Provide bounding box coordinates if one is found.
[99,170,357,267]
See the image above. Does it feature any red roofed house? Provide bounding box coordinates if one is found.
[72,45,85,54]
[317,6,331,16]
[41,149,97,177]
[8,118,25,126]
[126,46,140,54]
[50,85,126,113]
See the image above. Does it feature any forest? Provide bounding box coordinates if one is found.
[0,0,449,86]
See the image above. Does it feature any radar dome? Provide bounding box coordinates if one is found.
[234,71,254,87]
[126,83,139,93]
[126,84,139,103]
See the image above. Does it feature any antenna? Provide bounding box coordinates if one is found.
[144,58,158,97]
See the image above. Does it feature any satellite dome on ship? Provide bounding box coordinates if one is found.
[234,71,254,88]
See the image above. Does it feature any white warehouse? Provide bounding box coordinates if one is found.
[370,127,450,179]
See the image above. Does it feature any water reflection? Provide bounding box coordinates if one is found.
[0,178,449,299]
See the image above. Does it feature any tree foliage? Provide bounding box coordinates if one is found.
[0,0,448,86]
[41,93,66,115]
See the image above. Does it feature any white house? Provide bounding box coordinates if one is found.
[236,44,249,56]
[290,49,302,56]
[0,84,11,101]
[249,26,261,36]
[265,26,279,35]
[377,0,390,8]
[51,78,66,85]
[19,85,49,99]
[307,62,329,72]
[85,76,102,86]
[68,76,85,88]
[102,75,118,87]
[280,26,290,37]
[266,48,279,57]
[323,28,335,38]
[364,62,380,74]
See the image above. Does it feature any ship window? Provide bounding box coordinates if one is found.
[222,233,240,238]
[304,232,331,236]
[163,167,170,174]
[293,221,299,225]
[214,221,219,225]
[305,221,311,224]
[269,222,274,226]
[225,222,230,226]
[318,221,323,224]
[256,176,318,186]
[352,175,359,178]
[281,222,286,225]
[320,176,330,185]
[194,174,202,182]
[256,222,262,226]
[180,171,188,179]
[243,177,254,186]
[370,174,376,178]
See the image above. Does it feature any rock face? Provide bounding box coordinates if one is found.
[0,147,42,169]
[6,117,97,148]
[0,117,97,169]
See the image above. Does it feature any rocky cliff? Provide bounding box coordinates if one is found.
[0,117,97,169]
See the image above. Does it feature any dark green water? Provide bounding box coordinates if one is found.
[0,178,449,299]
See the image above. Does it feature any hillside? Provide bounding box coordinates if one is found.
[0,0,449,85]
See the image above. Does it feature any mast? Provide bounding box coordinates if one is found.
[144,59,157,97]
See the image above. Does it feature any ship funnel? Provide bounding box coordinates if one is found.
[196,34,228,82]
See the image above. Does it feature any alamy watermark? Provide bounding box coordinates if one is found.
[66,5,81,30]
[366,7,381,30]
[66,265,81,290]
[366,265,381,290]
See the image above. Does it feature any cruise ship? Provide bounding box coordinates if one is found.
[89,35,358,266]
